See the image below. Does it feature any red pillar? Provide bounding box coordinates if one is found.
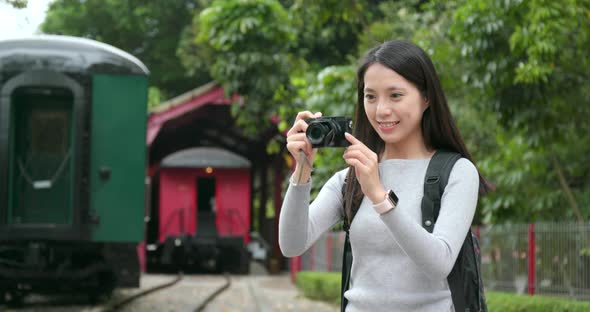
[327,234,333,272]
[528,223,536,296]
[310,245,315,271]
[291,256,301,283]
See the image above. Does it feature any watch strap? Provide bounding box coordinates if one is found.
[372,190,396,215]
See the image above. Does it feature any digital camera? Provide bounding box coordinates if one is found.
[305,116,352,148]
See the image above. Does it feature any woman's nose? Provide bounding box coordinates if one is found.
[376,100,393,116]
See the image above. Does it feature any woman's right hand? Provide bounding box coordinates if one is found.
[286,111,322,183]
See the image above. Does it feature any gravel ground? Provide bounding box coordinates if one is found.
[1,265,338,312]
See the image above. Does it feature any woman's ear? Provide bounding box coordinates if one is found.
[422,96,429,113]
[420,90,429,109]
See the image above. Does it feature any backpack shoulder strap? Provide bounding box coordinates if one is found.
[340,231,352,311]
[341,178,352,311]
[421,150,462,233]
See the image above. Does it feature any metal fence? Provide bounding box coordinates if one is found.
[290,222,590,300]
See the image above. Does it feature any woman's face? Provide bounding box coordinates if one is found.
[363,63,428,147]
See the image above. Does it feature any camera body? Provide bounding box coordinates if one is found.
[305,116,352,148]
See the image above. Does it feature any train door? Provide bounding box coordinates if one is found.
[9,87,74,225]
[196,177,217,237]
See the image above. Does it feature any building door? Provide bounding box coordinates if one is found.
[196,177,217,237]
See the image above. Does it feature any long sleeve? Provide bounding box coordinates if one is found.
[378,158,479,280]
[278,169,347,257]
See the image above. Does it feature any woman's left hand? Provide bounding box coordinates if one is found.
[343,132,386,204]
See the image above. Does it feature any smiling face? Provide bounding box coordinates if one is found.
[363,63,429,155]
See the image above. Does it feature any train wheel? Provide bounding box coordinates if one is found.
[89,269,116,304]
[4,290,25,308]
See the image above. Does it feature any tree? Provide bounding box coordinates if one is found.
[196,0,297,132]
[41,0,209,99]
[2,0,27,8]
[449,0,590,222]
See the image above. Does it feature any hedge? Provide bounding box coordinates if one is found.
[295,271,341,305]
[295,271,590,311]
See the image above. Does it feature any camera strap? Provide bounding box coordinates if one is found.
[296,150,314,184]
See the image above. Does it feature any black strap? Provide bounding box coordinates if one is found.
[340,231,352,311]
[422,150,465,311]
[421,150,462,233]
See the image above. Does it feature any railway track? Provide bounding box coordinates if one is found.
[101,272,232,312]
[0,273,234,312]
[0,271,336,312]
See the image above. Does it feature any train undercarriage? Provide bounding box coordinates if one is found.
[145,235,250,274]
[0,241,138,306]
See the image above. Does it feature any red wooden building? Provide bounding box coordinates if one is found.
[144,82,288,273]
[158,147,251,243]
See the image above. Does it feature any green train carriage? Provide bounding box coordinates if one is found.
[0,35,148,303]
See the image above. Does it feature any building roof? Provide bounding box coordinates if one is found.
[147,82,233,146]
[161,147,251,169]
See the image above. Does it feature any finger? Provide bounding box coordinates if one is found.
[343,149,372,167]
[287,135,314,155]
[314,111,323,118]
[287,119,310,135]
[295,111,318,123]
[344,158,370,174]
[286,132,308,143]
[344,132,362,145]
[287,141,308,155]
[344,144,378,163]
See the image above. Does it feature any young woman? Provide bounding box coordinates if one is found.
[279,40,491,312]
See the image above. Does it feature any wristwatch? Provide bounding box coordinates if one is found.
[372,189,398,215]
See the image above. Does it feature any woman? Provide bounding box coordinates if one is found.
[279,40,491,312]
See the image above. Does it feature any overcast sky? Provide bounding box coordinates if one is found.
[0,0,53,40]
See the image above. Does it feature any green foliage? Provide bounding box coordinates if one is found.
[41,0,208,99]
[303,65,356,199]
[479,132,558,223]
[448,0,590,222]
[197,0,297,132]
[147,87,163,110]
[486,291,590,312]
[3,0,27,8]
[450,0,590,140]
[288,0,379,67]
[295,271,341,305]
[295,271,590,311]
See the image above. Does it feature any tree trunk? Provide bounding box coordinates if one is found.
[550,153,584,222]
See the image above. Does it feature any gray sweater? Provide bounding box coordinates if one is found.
[279,158,479,312]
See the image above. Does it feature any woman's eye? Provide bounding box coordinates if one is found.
[365,94,375,100]
[391,93,403,98]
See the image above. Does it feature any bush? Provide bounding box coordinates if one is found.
[295,271,341,305]
[295,271,590,311]
[486,292,590,312]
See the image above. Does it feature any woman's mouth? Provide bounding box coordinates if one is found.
[378,121,400,131]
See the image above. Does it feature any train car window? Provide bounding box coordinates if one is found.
[31,110,68,156]
[10,86,74,224]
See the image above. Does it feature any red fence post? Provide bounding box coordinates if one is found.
[327,234,333,272]
[528,223,536,296]
[310,245,315,271]
[291,256,301,284]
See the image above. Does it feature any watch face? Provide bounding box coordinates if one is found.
[388,190,398,206]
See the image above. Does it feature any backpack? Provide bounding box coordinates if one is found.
[340,150,487,312]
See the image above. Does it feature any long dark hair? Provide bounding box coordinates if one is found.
[344,40,492,225]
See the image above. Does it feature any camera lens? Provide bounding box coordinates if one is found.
[306,123,329,145]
